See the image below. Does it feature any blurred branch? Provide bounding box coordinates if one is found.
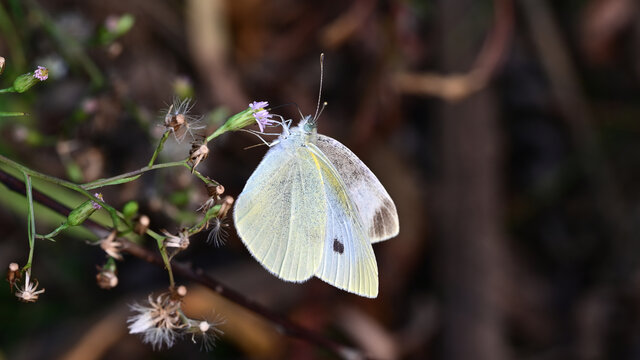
[394,0,514,102]
[320,0,376,49]
[0,167,366,360]
[519,0,632,276]
[185,0,248,111]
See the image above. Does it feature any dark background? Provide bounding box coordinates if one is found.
[1,0,640,359]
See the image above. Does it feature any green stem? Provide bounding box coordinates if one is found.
[82,160,187,190]
[0,154,119,228]
[23,172,35,270]
[148,130,171,167]
[148,229,175,288]
[0,111,26,117]
[0,87,16,93]
[187,205,221,235]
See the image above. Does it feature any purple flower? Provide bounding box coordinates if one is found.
[92,193,104,210]
[33,66,48,81]
[249,101,276,132]
[249,101,269,111]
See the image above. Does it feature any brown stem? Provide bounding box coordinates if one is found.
[0,168,365,360]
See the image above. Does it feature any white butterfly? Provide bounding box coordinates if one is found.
[233,113,399,298]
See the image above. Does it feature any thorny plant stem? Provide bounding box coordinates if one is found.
[0,168,365,360]
[23,172,35,271]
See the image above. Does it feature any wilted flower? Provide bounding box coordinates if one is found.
[99,230,123,260]
[162,229,190,250]
[96,258,118,289]
[128,292,185,350]
[188,142,209,172]
[163,98,205,142]
[197,183,224,213]
[15,269,45,303]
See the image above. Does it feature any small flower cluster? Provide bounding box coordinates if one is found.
[91,192,104,210]
[33,66,49,81]
[249,101,276,132]
[128,286,223,351]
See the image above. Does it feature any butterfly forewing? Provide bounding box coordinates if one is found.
[234,144,327,282]
[309,144,379,298]
[315,134,399,243]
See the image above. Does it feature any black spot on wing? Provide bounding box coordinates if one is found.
[333,238,344,254]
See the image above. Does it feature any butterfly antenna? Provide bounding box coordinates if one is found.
[312,53,325,124]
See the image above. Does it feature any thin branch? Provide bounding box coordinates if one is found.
[0,168,366,360]
[394,0,514,101]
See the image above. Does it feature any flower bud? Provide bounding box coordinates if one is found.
[208,100,274,139]
[13,66,48,93]
[66,193,103,226]
[0,57,5,75]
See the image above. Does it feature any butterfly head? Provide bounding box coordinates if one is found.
[302,115,317,133]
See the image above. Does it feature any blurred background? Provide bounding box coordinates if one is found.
[1,0,640,359]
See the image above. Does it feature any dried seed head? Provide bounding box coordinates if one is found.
[96,267,118,289]
[205,182,224,197]
[188,142,209,172]
[128,292,185,350]
[15,269,45,303]
[163,98,205,143]
[162,229,190,251]
[134,215,150,235]
[218,196,234,218]
[186,315,225,351]
[207,218,229,247]
[7,262,20,291]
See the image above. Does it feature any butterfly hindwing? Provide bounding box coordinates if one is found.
[309,144,379,298]
[315,134,399,243]
[234,143,327,282]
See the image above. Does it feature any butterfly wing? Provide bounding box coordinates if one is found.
[234,143,327,282]
[315,134,399,243]
[309,144,379,298]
